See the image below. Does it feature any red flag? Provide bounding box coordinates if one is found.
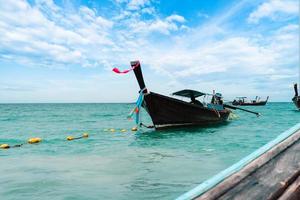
[112,62,140,74]
[112,67,132,74]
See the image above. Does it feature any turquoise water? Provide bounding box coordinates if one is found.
[0,103,299,200]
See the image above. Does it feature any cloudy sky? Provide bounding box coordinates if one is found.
[0,0,299,103]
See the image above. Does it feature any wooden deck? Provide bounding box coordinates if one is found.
[177,123,300,200]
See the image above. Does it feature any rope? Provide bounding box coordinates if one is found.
[140,123,154,129]
[128,88,147,126]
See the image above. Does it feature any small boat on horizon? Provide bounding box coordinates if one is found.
[130,61,259,129]
[232,96,269,106]
[293,83,300,110]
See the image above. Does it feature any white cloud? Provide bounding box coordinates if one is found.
[0,0,118,68]
[248,0,298,24]
[128,15,186,35]
[142,23,298,80]
[0,0,186,69]
[79,6,113,28]
[166,14,186,23]
[127,0,151,10]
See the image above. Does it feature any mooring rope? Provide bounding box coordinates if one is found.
[140,123,155,129]
[0,137,42,149]
[127,88,147,127]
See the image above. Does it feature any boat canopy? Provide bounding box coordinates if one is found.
[172,89,206,98]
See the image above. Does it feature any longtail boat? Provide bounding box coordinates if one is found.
[293,83,300,110]
[130,61,259,129]
[232,96,269,106]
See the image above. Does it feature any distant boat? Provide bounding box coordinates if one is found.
[130,61,259,129]
[232,96,269,106]
[293,83,300,110]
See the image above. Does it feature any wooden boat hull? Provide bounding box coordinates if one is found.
[232,101,267,106]
[293,96,300,110]
[143,92,231,129]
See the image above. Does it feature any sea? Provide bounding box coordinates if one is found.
[0,103,299,200]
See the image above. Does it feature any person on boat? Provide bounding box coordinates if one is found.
[253,96,258,103]
[215,93,223,105]
[211,95,215,104]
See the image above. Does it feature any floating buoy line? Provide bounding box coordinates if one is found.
[67,133,89,141]
[1,133,86,150]
[0,137,42,149]
[1,127,140,150]
[103,127,139,133]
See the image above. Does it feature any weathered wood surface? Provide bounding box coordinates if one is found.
[195,130,300,200]
[278,175,300,200]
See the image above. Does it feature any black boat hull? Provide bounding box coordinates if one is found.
[293,96,300,110]
[232,101,267,106]
[143,92,231,129]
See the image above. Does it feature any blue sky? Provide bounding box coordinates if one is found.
[0,0,298,102]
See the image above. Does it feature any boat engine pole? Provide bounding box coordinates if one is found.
[224,104,260,117]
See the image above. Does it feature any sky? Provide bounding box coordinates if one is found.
[0,0,299,103]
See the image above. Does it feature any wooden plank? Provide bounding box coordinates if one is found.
[218,136,300,199]
[278,175,300,200]
[195,129,300,200]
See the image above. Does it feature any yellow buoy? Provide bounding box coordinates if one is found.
[67,136,74,141]
[0,144,10,149]
[120,129,127,132]
[110,128,115,132]
[28,137,42,144]
[131,127,138,131]
[82,133,89,138]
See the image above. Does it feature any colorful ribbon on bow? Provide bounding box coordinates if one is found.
[128,88,146,125]
[112,63,139,74]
